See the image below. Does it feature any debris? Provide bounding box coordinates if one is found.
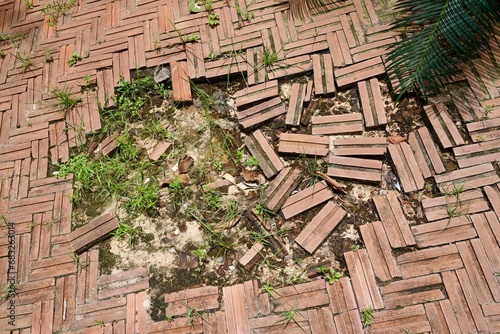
[178,155,194,174]
[387,135,407,144]
[317,171,347,194]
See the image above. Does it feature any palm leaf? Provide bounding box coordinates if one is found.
[386,0,500,98]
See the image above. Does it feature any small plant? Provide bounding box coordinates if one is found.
[245,156,259,167]
[25,0,34,9]
[94,320,105,327]
[0,50,5,59]
[476,135,486,142]
[41,0,77,27]
[349,244,360,251]
[69,253,88,271]
[361,306,374,328]
[319,265,342,284]
[1,282,18,301]
[193,245,208,263]
[43,50,53,63]
[15,52,34,73]
[260,46,279,69]
[67,50,82,67]
[259,281,279,297]
[204,187,222,210]
[112,222,139,246]
[181,301,207,325]
[169,176,185,193]
[203,0,213,11]
[165,314,174,322]
[254,203,275,217]
[279,302,307,332]
[212,159,223,172]
[208,12,219,26]
[49,85,81,114]
[185,34,199,43]
[208,51,217,61]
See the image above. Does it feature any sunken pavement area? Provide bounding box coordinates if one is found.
[1,0,500,333]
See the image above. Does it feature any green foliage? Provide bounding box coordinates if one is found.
[319,266,342,284]
[386,0,500,98]
[49,85,81,114]
[41,0,77,27]
[245,156,259,167]
[193,244,208,263]
[259,281,278,297]
[361,306,374,327]
[25,0,34,9]
[113,222,140,246]
[212,160,223,172]
[67,50,82,67]
[279,302,307,332]
[0,50,5,59]
[15,51,34,73]
[260,46,279,69]
[208,12,219,26]
[0,32,25,47]
[204,188,222,210]
[94,320,105,327]
[43,50,53,63]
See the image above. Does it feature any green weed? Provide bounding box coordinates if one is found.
[41,0,77,27]
[15,51,34,73]
[49,85,81,114]
[112,222,140,246]
[260,46,279,69]
[208,12,219,26]
[319,265,342,284]
[361,306,374,327]
[279,302,307,332]
[67,50,82,67]
[245,156,259,167]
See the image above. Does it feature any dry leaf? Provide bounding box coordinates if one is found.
[178,155,194,174]
[387,135,407,144]
[213,215,242,233]
[222,173,237,185]
[317,172,347,194]
[242,168,260,182]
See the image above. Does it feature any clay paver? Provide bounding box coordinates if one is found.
[244,280,270,319]
[278,133,330,157]
[368,305,431,334]
[373,192,416,248]
[312,53,335,95]
[484,183,500,219]
[453,137,500,168]
[260,166,302,212]
[421,189,489,222]
[411,216,477,248]
[467,116,500,142]
[295,200,347,253]
[326,277,358,314]
[397,244,463,279]
[234,80,278,109]
[357,78,387,128]
[408,126,446,178]
[327,155,383,183]
[344,249,384,310]
[388,142,425,193]
[311,113,363,135]
[171,61,192,102]
[236,96,286,129]
[424,103,465,149]
[244,129,284,179]
[334,56,385,87]
[165,286,219,316]
[434,162,500,193]
[359,221,401,282]
[380,274,445,309]
[332,137,386,157]
[281,180,334,219]
[68,212,119,254]
[457,240,500,305]
[238,242,263,270]
[271,279,330,312]
[286,82,307,126]
[222,284,249,334]
[470,211,500,273]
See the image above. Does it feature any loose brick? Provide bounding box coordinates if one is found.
[332,137,386,156]
[424,103,465,149]
[311,113,363,135]
[434,163,500,193]
[260,166,302,212]
[244,129,284,178]
[357,78,387,128]
[278,133,330,157]
[295,201,346,253]
[421,189,489,222]
[327,155,383,183]
[411,216,477,248]
[388,142,425,193]
[281,181,333,219]
[236,96,286,129]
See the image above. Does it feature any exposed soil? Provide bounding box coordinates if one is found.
[66,74,434,320]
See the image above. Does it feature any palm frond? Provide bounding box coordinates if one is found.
[387,0,500,98]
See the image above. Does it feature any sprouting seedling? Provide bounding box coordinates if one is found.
[361,306,374,327]
[278,301,307,332]
[319,265,342,284]
[259,281,280,298]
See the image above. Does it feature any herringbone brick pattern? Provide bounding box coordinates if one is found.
[0,0,499,333]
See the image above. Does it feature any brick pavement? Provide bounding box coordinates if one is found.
[0,0,499,333]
